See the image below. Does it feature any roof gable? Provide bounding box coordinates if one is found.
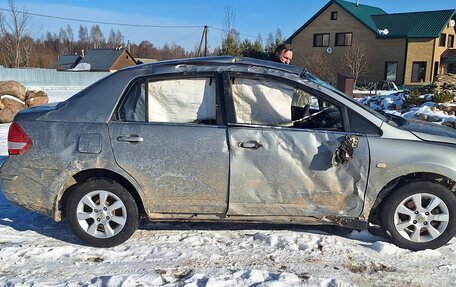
[56,55,82,70]
[334,0,386,32]
[287,0,386,42]
[287,0,455,42]
[373,10,455,38]
[80,48,132,70]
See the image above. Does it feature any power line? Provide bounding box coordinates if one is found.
[0,8,260,38]
[0,7,262,45]
[0,8,204,28]
[208,25,258,39]
[172,28,202,45]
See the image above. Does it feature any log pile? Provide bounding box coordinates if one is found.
[0,81,49,123]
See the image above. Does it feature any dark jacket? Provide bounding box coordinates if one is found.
[269,53,282,64]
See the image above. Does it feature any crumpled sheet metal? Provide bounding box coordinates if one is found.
[227,127,369,217]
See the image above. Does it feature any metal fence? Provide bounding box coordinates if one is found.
[0,67,109,87]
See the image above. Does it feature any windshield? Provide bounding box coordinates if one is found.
[300,71,388,122]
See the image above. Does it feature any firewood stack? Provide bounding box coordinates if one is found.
[0,80,49,123]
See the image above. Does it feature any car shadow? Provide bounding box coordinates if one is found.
[139,219,376,240]
[1,181,388,247]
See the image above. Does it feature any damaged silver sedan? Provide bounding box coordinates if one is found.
[1,57,455,250]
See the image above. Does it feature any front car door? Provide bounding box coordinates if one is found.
[109,74,229,214]
[226,75,370,217]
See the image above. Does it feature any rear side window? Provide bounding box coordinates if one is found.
[148,77,216,124]
[116,77,217,124]
[118,81,146,122]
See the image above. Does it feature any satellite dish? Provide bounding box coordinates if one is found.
[449,19,455,27]
[326,47,333,54]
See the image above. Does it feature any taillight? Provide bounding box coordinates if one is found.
[8,122,33,155]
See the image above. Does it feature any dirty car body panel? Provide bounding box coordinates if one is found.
[227,126,369,217]
[1,56,455,249]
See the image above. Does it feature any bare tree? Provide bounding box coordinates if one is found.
[58,27,68,54]
[90,24,105,49]
[220,5,241,56]
[107,28,124,48]
[343,41,371,86]
[115,30,124,47]
[304,50,333,82]
[222,5,236,40]
[0,0,33,67]
[66,24,74,54]
[78,25,89,54]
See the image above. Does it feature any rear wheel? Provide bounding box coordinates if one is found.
[67,178,139,247]
[380,181,456,250]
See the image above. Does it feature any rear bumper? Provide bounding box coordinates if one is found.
[0,159,60,219]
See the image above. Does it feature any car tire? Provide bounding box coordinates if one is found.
[67,178,139,248]
[380,181,456,251]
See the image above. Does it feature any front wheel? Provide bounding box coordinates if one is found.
[380,181,456,250]
[67,178,139,247]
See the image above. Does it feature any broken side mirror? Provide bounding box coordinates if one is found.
[332,135,359,167]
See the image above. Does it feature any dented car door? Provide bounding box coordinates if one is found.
[226,76,370,217]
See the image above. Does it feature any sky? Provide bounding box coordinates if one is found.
[0,0,455,52]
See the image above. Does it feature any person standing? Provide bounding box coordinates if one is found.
[269,43,293,64]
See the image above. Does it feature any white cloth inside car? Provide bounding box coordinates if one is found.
[148,78,216,123]
[231,78,293,125]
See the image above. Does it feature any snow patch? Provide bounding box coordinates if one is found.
[370,241,409,255]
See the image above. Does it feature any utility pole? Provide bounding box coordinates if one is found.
[197,26,208,57]
[204,25,208,57]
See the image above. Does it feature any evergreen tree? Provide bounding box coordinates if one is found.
[220,29,241,56]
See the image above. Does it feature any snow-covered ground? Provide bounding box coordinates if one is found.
[0,89,455,286]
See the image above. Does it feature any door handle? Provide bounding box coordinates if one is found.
[237,140,262,149]
[117,135,144,143]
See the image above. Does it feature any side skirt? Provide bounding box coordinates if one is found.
[145,213,369,230]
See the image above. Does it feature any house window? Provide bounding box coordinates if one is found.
[439,34,447,47]
[313,33,330,47]
[331,11,338,20]
[448,35,454,48]
[385,62,398,82]
[336,32,353,46]
[411,62,427,83]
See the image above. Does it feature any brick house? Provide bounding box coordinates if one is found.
[287,0,456,86]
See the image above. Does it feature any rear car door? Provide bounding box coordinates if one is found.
[108,74,229,214]
[225,75,371,217]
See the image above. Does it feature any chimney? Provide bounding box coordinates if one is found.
[127,40,131,53]
[81,49,85,57]
[356,0,360,7]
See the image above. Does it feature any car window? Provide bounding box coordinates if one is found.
[148,77,216,124]
[231,77,344,131]
[301,71,389,122]
[118,81,146,122]
[347,109,381,135]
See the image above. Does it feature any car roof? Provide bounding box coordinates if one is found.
[129,56,304,75]
[38,56,307,123]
